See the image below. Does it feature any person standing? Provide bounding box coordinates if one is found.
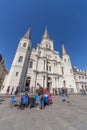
[15,86,19,95]
[55,88,57,96]
[11,86,14,94]
[6,86,10,94]
[61,87,69,103]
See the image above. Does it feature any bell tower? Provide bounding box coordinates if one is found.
[1,29,32,93]
[62,44,77,93]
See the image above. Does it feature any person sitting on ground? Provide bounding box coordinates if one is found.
[17,97,23,109]
[9,96,18,108]
[17,93,29,109]
[34,94,39,108]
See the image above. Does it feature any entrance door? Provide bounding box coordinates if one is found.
[47,77,52,92]
[25,77,31,91]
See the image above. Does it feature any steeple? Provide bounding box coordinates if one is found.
[24,28,31,39]
[62,44,68,55]
[43,26,49,39]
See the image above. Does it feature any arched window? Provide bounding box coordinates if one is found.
[46,44,48,48]
[79,76,81,80]
[18,56,23,62]
[23,43,26,47]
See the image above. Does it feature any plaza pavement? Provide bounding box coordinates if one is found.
[0,95,87,130]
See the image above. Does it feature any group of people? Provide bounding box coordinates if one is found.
[10,85,53,110]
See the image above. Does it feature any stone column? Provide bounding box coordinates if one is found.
[44,75,47,88]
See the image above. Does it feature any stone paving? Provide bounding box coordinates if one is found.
[0,95,87,130]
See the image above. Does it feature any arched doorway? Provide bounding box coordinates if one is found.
[25,77,31,91]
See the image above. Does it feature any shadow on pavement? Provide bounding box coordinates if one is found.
[0,99,5,102]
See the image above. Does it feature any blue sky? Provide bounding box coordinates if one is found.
[0,0,87,71]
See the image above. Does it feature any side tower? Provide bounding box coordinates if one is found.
[1,29,32,93]
[62,44,77,93]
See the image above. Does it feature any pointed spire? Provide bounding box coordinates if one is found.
[24,28,31,39]
[43,26,49,39]
[62,44,68,55]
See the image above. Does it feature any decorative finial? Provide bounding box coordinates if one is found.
[24,28,31,39]
[62,43,68,55]
[43,26,49,39]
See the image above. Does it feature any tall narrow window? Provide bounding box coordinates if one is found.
[49,66,51,71]
[79,76,81,80]
[46,44,48,48]
[44,60,45,70]
[29,61,33,68]
[63,80,66,87]
[54,63,56,67]
[18,56,23,62]
[62,68,64,74]
[47,65,48,71]
[16,72,19,76]
[23,43,26,47]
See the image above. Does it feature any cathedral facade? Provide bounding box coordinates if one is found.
[1,27,77,94]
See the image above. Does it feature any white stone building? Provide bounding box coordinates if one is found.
[1,27,77,94]
[73,66,87,93]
